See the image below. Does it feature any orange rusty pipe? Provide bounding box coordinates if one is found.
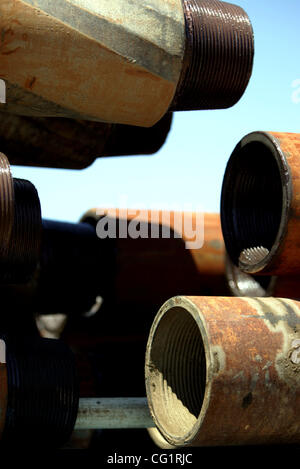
[145,296,300,447]
[0,0,253,126]
[0,112,173,169]
[221,131,300,276]
[81,210,228,313]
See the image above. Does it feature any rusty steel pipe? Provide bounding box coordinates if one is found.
[221,131,300,276]
[0,112,173,169]
[226,254,300,300]
[145,296,300,447]
[0,0,253,126]
[81,210,228,321]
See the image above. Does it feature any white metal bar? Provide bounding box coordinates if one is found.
[75,398,155,430]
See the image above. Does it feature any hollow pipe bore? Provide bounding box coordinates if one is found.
[221,131,300,275]
[145,296,300,447]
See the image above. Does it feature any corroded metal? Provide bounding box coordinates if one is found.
[172,0,254,111]
[81,210,228,314]
[0,0,253,126]
[0,113,173,169]
[0,0,185,126]
[221,131,300,275]
[145,296,300,447]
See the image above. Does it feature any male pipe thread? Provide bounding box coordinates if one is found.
[0,112,173,169]
[221,131,300,276]
[171,0,254,111]
[0,153,41,283]
[0,335,79,448]
[145,296,300,447]
[225,254,300,300]
[0,0,254,126]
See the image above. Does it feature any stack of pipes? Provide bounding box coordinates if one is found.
[3,0,299,453]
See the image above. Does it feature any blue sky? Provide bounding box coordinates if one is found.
[11,0,300,222]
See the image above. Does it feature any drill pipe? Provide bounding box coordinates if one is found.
[81,210,228,322]
[145,296,300,447]
[0,112,173,169]
[0,152,41,283]
[0,334,78,448]
[0,219,104,314]
[221,131,300,276]
[0,0,254,126]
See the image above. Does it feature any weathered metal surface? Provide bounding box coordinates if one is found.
[145,296,300,447]
[0,112,173,169]
[81,210,228,312]
[147,427,176,449]
[172,0,254,111]
[75,398,154,430]
[221,131,300,275]
[0,0,253,126]
[0,0,184,127]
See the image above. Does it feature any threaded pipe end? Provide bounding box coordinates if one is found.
[1,335,79,448]
[4,178,42,283]
[146,305,206,443]
[0,153,14,257]
[171,0,254,111]
[221,132,288,274]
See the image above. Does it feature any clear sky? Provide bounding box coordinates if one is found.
[11,0,300,223]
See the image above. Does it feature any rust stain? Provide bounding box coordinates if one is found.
[11,18,21,26]
[25,76,37,90]
[185,296,300,445]
[2,46,21,55]
[1,27,14,45]
[265,132,300,275]
[125,68,160,81]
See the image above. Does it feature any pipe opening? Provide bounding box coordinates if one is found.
[147,307,206,440]
[221,139,284,271]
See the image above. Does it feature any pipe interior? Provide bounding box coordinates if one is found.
[147,307,206,440]
[221,141,283,267]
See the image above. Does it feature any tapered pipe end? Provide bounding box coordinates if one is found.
[171,0,254,111]
[221,131,291,275]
